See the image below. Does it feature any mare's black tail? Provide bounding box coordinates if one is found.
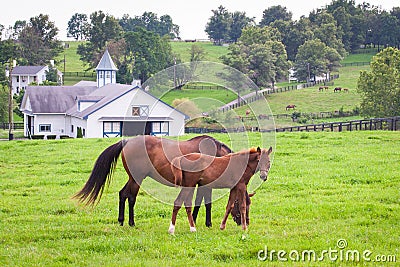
[74,140,125,206]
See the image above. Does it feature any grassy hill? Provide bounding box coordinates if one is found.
[53,41,378,128]
[1,131,398,266]
[170,41,228,62]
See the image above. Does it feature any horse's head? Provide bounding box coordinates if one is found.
[256,146,273,181]
[231,192,255,225]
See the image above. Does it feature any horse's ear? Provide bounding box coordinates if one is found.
[249,192,256,197]
[268,146,272,154]
[257,147,261,153]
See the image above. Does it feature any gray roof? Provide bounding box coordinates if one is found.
[21,86,97,113]
[67,84,134,119]
[95,50,118,71]
[21,83,189,120]
[12,66,47,75]
[74,81,97,87]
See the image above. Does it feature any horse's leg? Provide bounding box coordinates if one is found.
[169,188,185,234]
[192,187,204,225]
[203,187,213,228]
[220,189,236,230]
[237,186,248,230]
[127,179,141,227]
[118,182,129,226]
[183,188,196,232]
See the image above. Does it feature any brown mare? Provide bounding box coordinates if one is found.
[168,146,272,234]
[74,135,246,227]
[286,104,296,110]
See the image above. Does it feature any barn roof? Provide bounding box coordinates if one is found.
[21,86,97,114]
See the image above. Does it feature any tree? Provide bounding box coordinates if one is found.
[77,11,123,69]
[228,11,254,43]
[357,47,400,117]
[0,85,8,122]
[45,65,58,83]
[260,5,293,26]
[205,5,231,45]
[119,13,180,38]
[67,13,89,40]
[123,28,174,82]
[190,44,206,62]
[16,14,62,65]
[172,98,201,118]
[279,17,314,61]
[221,26,290,88]
[294,39,341,82]
[309,10,346,57]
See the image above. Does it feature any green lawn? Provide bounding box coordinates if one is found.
[0,131,399,266]
[170,41,229,63]
[340,51,377,64]
[160,87,237,111]
[56,41,90,73]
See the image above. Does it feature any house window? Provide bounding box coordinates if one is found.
[33,76,37,82]
[106,72,110,78]
[99,72,103,78]
[152,122,169,135]
[39,124,51,132]
[71,125,74,133]
[104,122,121,133]
[16,76,19,82]
[132,105,149,117]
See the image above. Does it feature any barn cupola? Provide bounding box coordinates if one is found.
[95,49,118,88]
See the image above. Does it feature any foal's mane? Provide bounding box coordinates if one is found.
[188,135,233,153]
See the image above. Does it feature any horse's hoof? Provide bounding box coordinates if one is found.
[128,221,135,227]
[119,222,124,226]
[205,222,212,228]
[168,222,175,235]
[190,227,196,232]
[220,224,226,230]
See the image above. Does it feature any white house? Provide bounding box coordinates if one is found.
[20,50,188,138]
[11,66,48,95]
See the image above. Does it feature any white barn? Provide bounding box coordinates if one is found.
[20,50,187,138]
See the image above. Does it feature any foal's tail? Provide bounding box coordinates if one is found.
[171,157,183,187]
[74,140,126,206]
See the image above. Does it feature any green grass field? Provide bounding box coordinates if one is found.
[0,131,399,266]
[170,41,228,63]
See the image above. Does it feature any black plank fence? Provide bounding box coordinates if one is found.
[275,117,400,133]
[1,122,24,130]
[185,117,400,134]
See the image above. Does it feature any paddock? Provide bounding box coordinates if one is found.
[0,131,398,265]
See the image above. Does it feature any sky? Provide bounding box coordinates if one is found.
[1,0,399,40]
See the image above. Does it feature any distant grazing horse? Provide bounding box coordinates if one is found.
[334,87,342,92]
[286,104,296,110]
[168,146,272,234]
[74,135,246,228]
[343,88,349,92]
[319,86,329,92]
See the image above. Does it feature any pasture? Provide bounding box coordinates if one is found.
[0,131,399,266]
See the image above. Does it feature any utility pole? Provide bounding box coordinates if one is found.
[6,59,14,140]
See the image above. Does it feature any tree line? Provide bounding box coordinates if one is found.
[0,1,399,119]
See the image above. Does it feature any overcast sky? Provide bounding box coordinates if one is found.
[1,0,399,40]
